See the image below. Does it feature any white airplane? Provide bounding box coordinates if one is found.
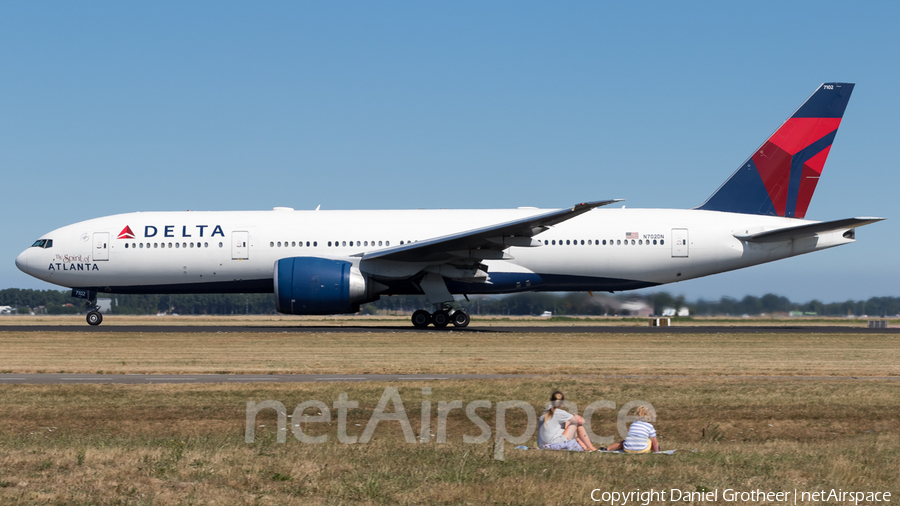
[16,83,882,327]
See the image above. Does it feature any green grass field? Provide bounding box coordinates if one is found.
[0,319,897,504]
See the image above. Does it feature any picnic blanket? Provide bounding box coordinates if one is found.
[515,446,677,455]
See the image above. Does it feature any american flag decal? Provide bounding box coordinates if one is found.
[626,232,639,240]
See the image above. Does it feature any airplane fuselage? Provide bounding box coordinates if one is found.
[16,207,854,296]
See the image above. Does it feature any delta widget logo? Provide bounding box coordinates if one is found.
[118,226,135,239]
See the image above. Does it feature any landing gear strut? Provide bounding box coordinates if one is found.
[75,290,103,326]
[410,303,470,329]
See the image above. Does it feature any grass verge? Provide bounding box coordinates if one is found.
[1,378,898,504]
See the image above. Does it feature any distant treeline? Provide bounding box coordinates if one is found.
[1,288,898,317]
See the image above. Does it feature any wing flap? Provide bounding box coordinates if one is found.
[735,217,884,243]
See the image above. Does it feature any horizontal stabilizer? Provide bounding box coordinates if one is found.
[735,217,884,243]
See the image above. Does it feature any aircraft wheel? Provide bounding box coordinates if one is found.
[451,310,470,328]
[411,310,432,328]
[86,311,103,326]
[432,310,450,328]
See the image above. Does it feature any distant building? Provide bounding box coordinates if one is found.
[97,298,112,314]
[621,300,653,317]
[662,307,690,317]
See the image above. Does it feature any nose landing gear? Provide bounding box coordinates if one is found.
[71,288,104,326]
[86,310,103,326]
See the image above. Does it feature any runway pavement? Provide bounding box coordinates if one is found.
[2,325,898,334]
[2,373,898,385]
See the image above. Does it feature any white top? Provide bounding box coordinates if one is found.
[623,420,657,451]
[537,407,574,447]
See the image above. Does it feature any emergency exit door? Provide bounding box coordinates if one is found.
[93,232,109,261]
[671,229,689,257]
[232,231,249,260]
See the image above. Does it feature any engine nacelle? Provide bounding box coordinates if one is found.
[274,257,373,315]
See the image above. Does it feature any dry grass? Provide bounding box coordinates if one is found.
[1,324,897,504]
[0,379,898,505]
[0,329,897,376]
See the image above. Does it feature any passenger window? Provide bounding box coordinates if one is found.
[602,240,606,245]
[386,241,390,246]
[313,241,317,247]
[660,239,665,245]
[378,241,383,246]
[617,240,621,245]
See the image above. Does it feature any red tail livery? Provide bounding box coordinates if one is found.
[698,83,854,218]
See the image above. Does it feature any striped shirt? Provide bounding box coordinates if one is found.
[623,420,657,452]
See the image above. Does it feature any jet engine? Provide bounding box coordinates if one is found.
[274,257,378,315]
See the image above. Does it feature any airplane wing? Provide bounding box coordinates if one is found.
[357,200,622,263]
[734,217,884,243]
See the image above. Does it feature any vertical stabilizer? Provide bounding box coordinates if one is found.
[697,83,854,218]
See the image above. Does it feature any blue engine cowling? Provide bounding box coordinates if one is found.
[274,257,372,315]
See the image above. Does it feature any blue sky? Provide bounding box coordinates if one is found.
[1,1,896,302]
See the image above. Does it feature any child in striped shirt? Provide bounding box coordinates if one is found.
[605,405,659,453]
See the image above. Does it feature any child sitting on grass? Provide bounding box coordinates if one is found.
[605,405,658,453]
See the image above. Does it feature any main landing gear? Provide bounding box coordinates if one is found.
[411,304,470,329]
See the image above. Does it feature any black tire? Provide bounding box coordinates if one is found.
[432,310,450,328]
[86,311,103,326]
[451,310,470,328]
[411,310,432,328]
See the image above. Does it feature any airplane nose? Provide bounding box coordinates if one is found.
[15,250,28,273]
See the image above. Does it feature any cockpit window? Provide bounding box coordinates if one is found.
[30,239,53,249]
